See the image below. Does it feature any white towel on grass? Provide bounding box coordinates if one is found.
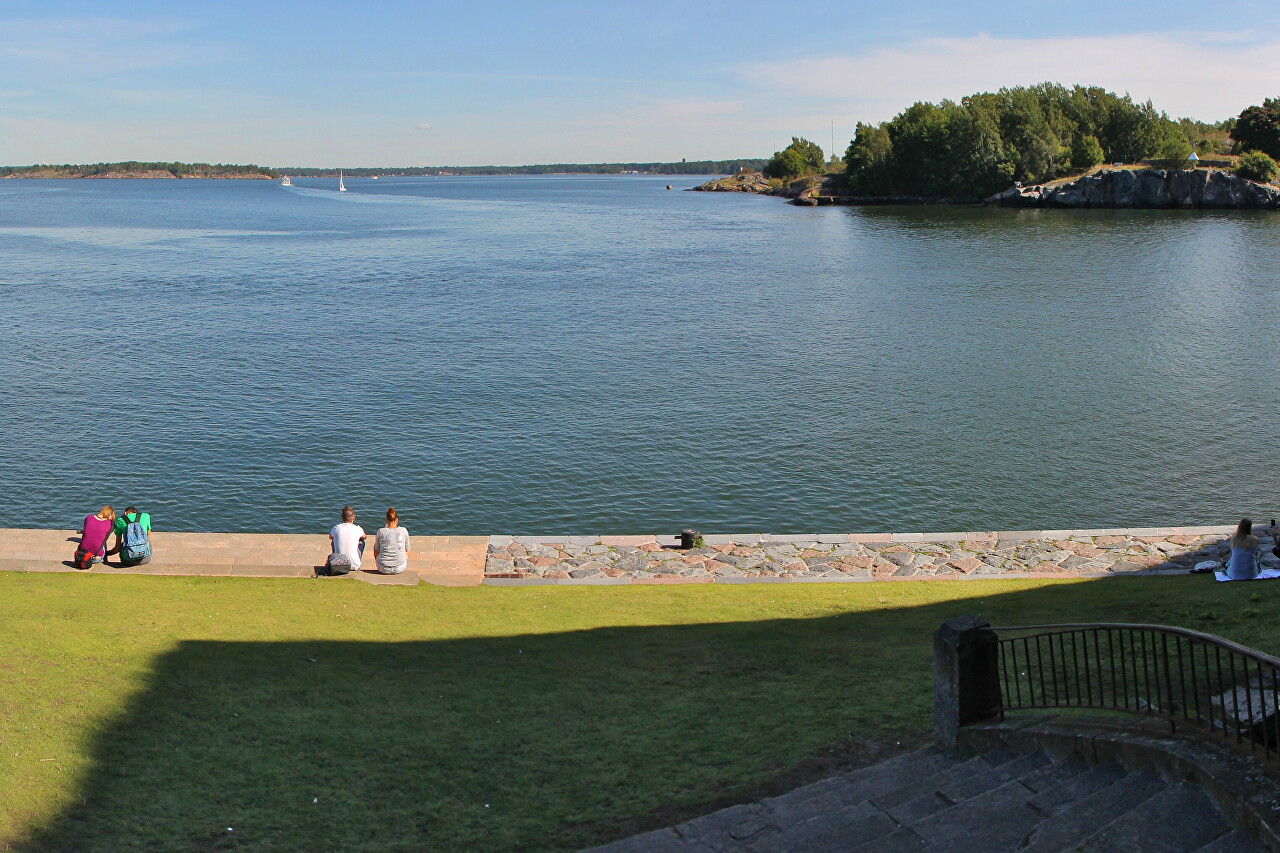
[1215,568,1280,582]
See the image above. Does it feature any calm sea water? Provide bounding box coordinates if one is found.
[2,174,1278,534]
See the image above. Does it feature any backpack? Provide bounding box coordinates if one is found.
[74,548,96,570]
[323,552,353,576]
[121,514,151,562]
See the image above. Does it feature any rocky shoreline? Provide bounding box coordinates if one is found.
[690,172,949,206]
[986,168,1280,209]
[483,526,1249,584]
[692,168,1279,210]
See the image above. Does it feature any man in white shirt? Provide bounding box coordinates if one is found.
[327,505,367,573]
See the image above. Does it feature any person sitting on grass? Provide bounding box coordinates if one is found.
[75,505,115,568]
[373,507,410,575]
[111,506,153,567]
[1226,517,1261,580]
[326,505,366,574]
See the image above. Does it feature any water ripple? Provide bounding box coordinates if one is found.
[1,177,1278,533]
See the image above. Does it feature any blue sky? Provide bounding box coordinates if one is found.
[2,1,1278,167]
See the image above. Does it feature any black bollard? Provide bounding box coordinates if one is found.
[680,528,700,549]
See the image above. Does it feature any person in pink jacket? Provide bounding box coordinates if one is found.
[75,506,116,568]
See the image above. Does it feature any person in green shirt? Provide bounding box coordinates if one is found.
[111,506,153,566]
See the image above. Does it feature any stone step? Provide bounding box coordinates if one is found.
[1013,754,1091,794]
[680,750,960,849]
[1193,828,1270,853]
[845,827,928,853]
[1024,760,1128,816]
[877,751,1050,826]
[664,802,774,850]
[933,749,1051,802]
[585,827,685,852]
[1019,767,1169,852]
[909,779,1041,852]
[1070,781,1233,852]
[581,749,1264,853]
[761,748,958,816]
[869,756,997,811]
[743,803,897,853]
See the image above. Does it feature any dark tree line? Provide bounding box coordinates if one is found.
[1231,98,1280,162]
[0,161,276,178]
[276,160,767,177]
[843,83,1197,198]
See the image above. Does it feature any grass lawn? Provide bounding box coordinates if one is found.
[2,571,1277,852]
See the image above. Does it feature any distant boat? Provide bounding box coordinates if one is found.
[371,175,379,180]
[338,170,347,192]
[280,175,293,187]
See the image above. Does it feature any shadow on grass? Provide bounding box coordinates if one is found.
[14,574,1267,853]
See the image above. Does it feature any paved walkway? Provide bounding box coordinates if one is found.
[0,528,487,587]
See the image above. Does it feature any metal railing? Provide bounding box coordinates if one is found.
[990,623,1280,760]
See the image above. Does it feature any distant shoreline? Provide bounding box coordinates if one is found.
[0,158,765,181]
[1,172,273,180]
[0,161,276,180]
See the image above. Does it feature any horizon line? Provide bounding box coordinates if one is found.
[1,157,772,171]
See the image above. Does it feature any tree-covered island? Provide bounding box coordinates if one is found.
[748,83,1280,202]
[0,161,278,179]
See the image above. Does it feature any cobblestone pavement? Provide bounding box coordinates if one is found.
[484,526,1259,585]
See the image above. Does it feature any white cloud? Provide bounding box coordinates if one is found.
[416,122,432,130]
[739,31,1280,120]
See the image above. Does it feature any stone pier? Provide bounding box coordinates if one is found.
[0,523,1258,587]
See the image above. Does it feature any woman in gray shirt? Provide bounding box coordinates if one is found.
[373,507,411,574]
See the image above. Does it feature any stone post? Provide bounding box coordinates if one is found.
[934,615,1002,747]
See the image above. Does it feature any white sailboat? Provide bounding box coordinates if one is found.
[280,174,293,187]
[338,170,347,192]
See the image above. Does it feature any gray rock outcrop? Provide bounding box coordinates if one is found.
[688,172,830,204]
[987,169,1280,209]
[688,171,776,193]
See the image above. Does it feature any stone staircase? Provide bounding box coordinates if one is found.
[587,747,1267,852]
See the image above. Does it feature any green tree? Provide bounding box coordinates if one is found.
[762,137,824,179]
[1236,150,1279,183]
[943,99,1013,196]
[1071,134,1105,169]
[1099,98,1161,163]
[787,137,825,172]
[1231,98,1280,160]
[886,101,955,194]
[1152,119,1193,164]
[844,122,894,194]
[997,87,1062,181]
[762,147,807,179]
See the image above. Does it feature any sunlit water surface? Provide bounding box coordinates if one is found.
[1,175,1278,534]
